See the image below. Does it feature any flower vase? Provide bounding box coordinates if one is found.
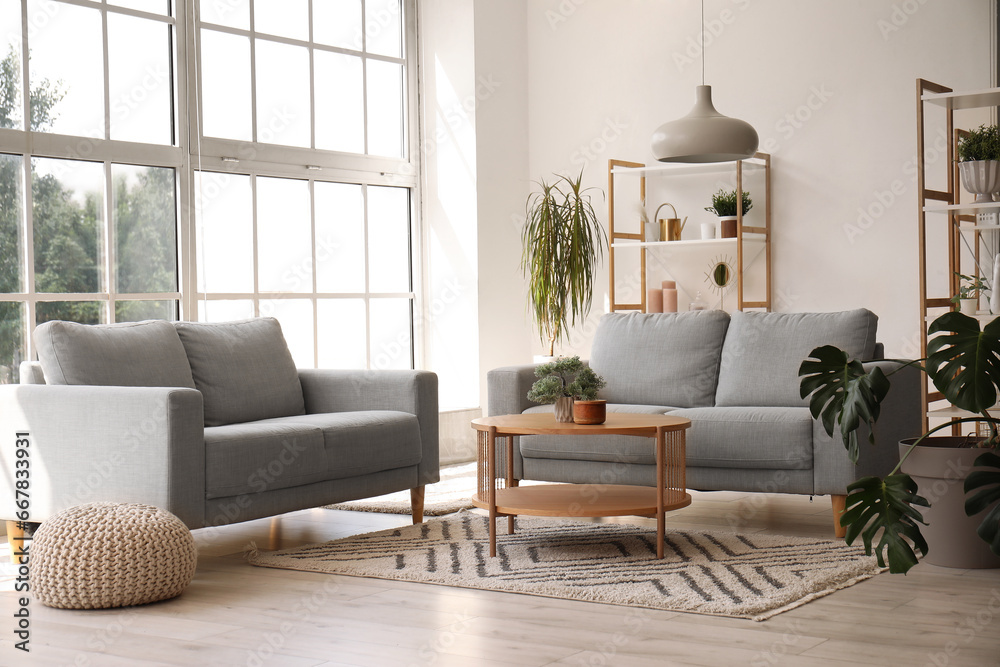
[554,396,575,423]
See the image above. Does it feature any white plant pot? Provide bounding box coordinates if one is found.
[553,396,575,423]
[959,298,978,317]
[959,160,1000,203]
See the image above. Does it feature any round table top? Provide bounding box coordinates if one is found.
[471,412,690,436]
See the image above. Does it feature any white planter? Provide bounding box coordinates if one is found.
[718,215,738,238]
[553,396,575,423]
[959,298,978,317]
[959,160,1000,203]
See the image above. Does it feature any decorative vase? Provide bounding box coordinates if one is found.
[553,396,574,423]
[718,215,738,238]
[899,438,1000,569]
[959,160,1000,203]
[959,298,978,317]
[573,400,607,425]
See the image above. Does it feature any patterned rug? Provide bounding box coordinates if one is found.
[247,511,883,621]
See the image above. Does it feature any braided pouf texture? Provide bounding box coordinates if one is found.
[30,502,197,609]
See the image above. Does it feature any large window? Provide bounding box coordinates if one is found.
[0,0,418,383]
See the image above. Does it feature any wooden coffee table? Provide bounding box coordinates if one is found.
[470,413,691,558]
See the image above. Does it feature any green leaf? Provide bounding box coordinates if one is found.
[798,346,889,463]
[964,450,1000,557]
[926,312,1000,413]
[842,474,929,574]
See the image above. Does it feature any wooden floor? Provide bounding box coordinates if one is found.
[1,490,999,666]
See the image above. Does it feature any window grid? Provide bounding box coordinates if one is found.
[0,0,419,382]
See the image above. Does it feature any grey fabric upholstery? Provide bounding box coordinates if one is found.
[589,311,730,408]
[33,320,196,389]
[716,309,879,407]
[0,384,206,527]
[2,323,440,530]
[204,421,329,499]
[298,369,440,487]
[486,309,920,504]
[667,407,813,469]
[174,317,305,427]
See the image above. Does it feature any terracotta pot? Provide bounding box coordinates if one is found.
[553,396,575,423]
[573,400,607,425]
[899,437,1000,569]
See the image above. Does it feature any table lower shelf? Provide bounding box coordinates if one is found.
[471,484,691,518]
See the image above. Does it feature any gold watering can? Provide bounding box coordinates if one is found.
[654,202,687,241]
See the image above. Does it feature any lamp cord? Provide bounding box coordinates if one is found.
[701,0,705,85]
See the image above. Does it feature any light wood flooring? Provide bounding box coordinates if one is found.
[1,490,999,666]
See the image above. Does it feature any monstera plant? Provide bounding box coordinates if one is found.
[799,311,1000,574]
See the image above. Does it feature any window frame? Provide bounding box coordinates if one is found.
[0,0,422,374]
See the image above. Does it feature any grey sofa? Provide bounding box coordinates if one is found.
[488,309,921,535]
[0,317,438,530]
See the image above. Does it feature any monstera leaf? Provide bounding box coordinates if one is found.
[799,346,890,464]
[965,450,1000,557]
[926,312,1000,414]
[842,474,929,574]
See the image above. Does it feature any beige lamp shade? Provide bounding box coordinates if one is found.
[652,85,759,163]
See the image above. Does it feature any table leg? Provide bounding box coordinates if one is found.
[506,434,515,535]
[487,425,497,557]
[656,425,665,559]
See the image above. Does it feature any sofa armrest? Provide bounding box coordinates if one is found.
[298,369,439,485]
[487,364,541,417]
[813,359,923,494]
[0,385,205,528]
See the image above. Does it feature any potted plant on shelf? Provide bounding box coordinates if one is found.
[527,356,607,424]
[952,272,988,317]
[798,311,1000,574]
[704,188,752,239]
[522,171,607,358]
[957,124,1000,203]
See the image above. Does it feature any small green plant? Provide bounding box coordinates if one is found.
[704,188,752,217]
[526,356,607,403]
[951,272,989,304]
[958,124,1000,162]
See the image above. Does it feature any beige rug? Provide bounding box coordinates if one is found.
[325,463,547,516]
[247,511,884,621]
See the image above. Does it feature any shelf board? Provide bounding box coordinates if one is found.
[925,311,999,323]
[612,235,766,249]
[921,87,1000,110]
[924,201,1000,216]
[611,156,768,177]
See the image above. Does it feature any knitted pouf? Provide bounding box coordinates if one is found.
[30,503,197,609]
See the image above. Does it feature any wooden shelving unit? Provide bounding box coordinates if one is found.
[916,79,1000,431]
[606,153,771,313]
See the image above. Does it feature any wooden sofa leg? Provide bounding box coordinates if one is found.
[831,494,847,538]
[410,486,425,524]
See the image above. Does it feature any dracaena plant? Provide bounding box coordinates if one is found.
[521,172,607,357]
[798,311,1000,574]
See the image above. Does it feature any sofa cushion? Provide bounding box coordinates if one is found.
[715,309,878,408]
[520,406,812,471]
[33,320,196,388]
[589,311,730,409]
[174,318,305,427]
[668,407,813,470]
[257,411,422,481]
[204,421,329,499]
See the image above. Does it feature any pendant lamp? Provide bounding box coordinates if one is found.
[651,2,758,163]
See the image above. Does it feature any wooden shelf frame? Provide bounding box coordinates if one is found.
[916,78,1000,431]
[606,153,772,313]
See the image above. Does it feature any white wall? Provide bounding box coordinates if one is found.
[422,0,993,413]
[513,0,992,364]
[474,0,533,409]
